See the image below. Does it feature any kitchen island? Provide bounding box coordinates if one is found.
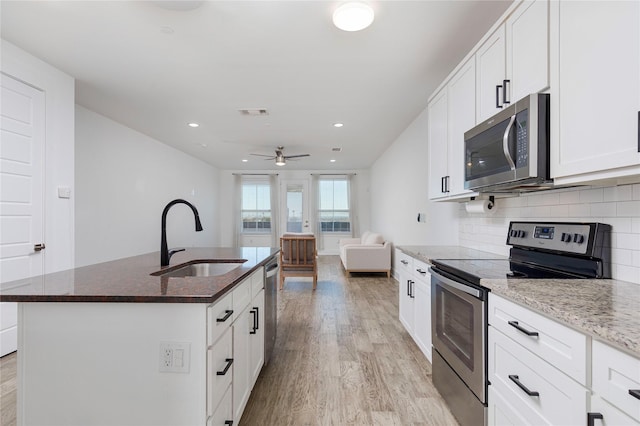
[0,247,279,426]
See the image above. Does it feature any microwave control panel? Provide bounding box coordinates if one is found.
[515,110,529,167]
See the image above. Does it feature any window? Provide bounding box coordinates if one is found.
[318,178,351,233]
[242,180,271,233]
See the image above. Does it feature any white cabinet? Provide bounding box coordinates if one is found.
[396,250,432,362]
[476,0,549,123]
[590,395,640,426]
[207,384,233,426]
[551,0,640,185]
[592,340,640,424]
[488,294,589,425]
[476,25,507,122]
[231,268,264,423]
[428,58,478,200]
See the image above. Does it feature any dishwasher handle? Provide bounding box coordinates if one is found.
[265,262,279,278]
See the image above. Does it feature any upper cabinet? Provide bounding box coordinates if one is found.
[476,0,549,123]
[551,0,640,185]
[428,59,478,200]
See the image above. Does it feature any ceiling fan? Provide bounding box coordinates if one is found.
[250,146,310,166]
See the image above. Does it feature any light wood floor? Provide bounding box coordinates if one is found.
[0,256,458,426]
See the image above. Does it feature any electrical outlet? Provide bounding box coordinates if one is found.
[159,342,191,373]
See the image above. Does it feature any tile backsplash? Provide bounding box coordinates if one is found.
[458,183,640,285]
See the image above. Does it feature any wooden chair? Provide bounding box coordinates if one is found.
[279,233,317,290]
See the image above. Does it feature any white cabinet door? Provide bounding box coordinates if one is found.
[476,25,507,122]
[590,395,640,426]
[506,0,549,103]
[232,305,252,422]
[553,0,640,183]
[413,273,431,362]
[398,270,415,336]
[207,384,233,426]
[249,289,265,388]
[447,58,477,197]
[428,88,449,199]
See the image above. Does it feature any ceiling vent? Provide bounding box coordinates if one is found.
[332,147,342,152]
[238,108,269,116]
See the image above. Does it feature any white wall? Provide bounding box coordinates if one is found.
[217,169,371,255]
[75,106,220,267]
[370,106,459,248]
[1,40,75,274]
[459,185,640,285]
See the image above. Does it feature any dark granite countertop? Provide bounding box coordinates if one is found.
[0,247,279,303]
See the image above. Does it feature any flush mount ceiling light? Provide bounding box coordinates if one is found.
[188,122,199,128]
[333,122,344,128]
[333,2,374,32]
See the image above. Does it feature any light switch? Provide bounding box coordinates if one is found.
[57,186,71,199]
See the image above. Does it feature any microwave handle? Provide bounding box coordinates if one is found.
[502,114,517,171]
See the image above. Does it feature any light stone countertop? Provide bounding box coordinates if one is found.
[396,245,640,358]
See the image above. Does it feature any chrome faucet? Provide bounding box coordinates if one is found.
[161,199,203,266]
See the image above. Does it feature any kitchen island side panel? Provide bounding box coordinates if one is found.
[18,302,208,426]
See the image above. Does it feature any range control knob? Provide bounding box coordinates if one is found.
[510,230,518,238]
[561,232,572,243]
[516,230,526,238]
[574,233,585,244]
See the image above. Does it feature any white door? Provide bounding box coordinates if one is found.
[476,25,507,122]
[280,180,310,234]
[427,88,449,199]
[0,74,45,357]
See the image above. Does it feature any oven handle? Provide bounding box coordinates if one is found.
[502,114,517,171]
[430,268,481,299]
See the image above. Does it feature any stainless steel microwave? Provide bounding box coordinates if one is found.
[464,93,550,192]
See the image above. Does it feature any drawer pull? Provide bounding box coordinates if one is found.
[587,412,603,426]
[416,268,427,275]
[216,310,233,323]
[630,389,640,400]
[216,358,234,376]
[401,260,408,265]
[508,374,539,397]
[508,320,539,337]
[224,421,233,426]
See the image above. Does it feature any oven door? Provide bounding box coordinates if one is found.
[431,268,487,403]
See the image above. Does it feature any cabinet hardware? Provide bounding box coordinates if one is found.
[503,80,510,105]
[216,358,234,376]
[630,389,640,400]
[441,176,446,194]
[637,111,639,152]
[250,307,259,334]
[216,310,233,323]
[508,320,539,337]
[401,260,408,265]
[34,243,46,252]
[587,412,603,426]
[416,268,427,275]
[224,421,233,425]
[496,85,503,109]
[508,374,539,397]
[409,280,415,299]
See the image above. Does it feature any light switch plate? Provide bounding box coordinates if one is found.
[57,186,71,199]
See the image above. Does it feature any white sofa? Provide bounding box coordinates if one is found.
[339,231,391,277]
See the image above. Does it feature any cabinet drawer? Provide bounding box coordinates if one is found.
[590,395,640,426]
[593,340,640,422]
[207,327,233,417]
[413,258,430,280]
[488,385,532,426]
[233,278,252,315]
[396,250,414,274]
[207,383,233,426]
[489,327,588,425]
[250,267,264,299]
[207,291,234,345]
[489,294,587,385]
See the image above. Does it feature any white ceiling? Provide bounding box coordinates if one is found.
[1,0,512,170]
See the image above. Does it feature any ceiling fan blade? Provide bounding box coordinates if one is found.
[284,154,310,159]
[250,153,276,158]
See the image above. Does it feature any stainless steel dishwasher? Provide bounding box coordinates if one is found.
[263,257,279,365]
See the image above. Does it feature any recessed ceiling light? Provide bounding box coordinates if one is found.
[199,143,207,148]
[188,122,199,128]
[333,2,374,32]
[333,122,344,128]
[242,159,248,163]
[330,159,336,163]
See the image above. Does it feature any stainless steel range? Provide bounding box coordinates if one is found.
[430,221,612,426]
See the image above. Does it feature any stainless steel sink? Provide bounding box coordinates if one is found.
[153,260,246,278]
